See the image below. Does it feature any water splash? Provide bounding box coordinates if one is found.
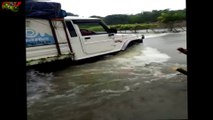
[133,47,171,64]
[144,33,169,38]
[100,86,130,94]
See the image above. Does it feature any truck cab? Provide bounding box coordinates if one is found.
[26,16,144,66]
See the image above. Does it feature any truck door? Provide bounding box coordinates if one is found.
[72,20,115,54]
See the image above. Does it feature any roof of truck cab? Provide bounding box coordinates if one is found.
[64,16,100,20]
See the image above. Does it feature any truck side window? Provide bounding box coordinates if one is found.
[73,20,108,36]
[65,21,77,37]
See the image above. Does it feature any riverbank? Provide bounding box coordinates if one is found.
[108,21,186,33]
[117,27,186,34]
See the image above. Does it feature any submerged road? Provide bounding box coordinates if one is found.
[27,31,187,120]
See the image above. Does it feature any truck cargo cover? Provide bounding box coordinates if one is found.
[26,1,66,19]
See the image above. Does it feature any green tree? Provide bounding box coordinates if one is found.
[104,14,130,25]
[102,9,186,31]
[157,10,185,31]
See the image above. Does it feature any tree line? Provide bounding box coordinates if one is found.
[90,9,185,25]
[90,9,186,32]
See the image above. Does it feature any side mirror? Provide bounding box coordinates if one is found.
[142,35,145,39]
[109,28,117,33]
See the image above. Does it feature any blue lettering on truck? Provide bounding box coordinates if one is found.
[26,29,55,47]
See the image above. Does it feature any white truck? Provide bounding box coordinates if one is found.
[26,16,144,66]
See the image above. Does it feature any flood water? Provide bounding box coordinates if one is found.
[27,31,187,120]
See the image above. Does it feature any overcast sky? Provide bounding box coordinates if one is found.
[50,0,186,17]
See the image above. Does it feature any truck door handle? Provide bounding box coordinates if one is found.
[84,37,91,39]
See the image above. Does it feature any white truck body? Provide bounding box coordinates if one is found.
[26,16,144,66]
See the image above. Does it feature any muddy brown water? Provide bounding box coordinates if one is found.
[27,31,187,120]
